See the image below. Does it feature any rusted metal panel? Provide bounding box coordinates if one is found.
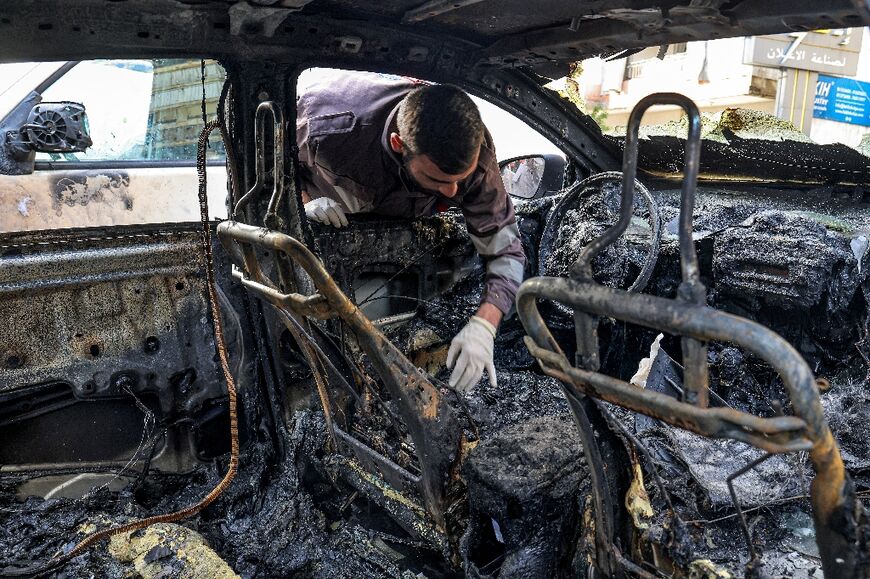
[0,225,235,486]
[0,227,222,415]
[217,220,468,538]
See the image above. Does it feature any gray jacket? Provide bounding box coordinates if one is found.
[296,70,526,315]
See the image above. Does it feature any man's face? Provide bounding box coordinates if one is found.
[390,133,479,199]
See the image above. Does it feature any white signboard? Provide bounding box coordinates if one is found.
[744,29,862,76]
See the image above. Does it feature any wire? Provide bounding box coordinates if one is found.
[277,308,407,438]
[79,384,157,501]
[727,452,775,567]
[0,81,241,578]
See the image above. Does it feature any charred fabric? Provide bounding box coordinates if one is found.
[2,115,870,577]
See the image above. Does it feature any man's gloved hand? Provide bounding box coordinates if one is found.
[447,316,497,393]
[304,197,349,228]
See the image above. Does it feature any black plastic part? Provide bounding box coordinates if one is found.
[21,101,92,154]
[498,153,567,200]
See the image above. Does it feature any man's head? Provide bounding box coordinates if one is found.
[390,84,484,198]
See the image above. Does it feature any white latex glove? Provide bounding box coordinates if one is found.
[305,197,348,228]
[447,316,497,393]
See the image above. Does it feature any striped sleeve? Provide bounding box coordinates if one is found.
[460,134,527,315]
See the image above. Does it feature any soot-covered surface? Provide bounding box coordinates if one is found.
[0,272,580,579]
[0,410,430,578]
[461,415,586,579]
[523,174,870,574]
[618,132,870,185]
[4,173,870,577]
[385,176,870,575]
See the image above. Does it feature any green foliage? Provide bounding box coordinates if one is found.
[589,104,610,132]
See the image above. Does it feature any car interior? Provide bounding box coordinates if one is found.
[1,2,870,578]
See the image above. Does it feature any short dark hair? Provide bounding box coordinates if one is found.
[396,84,484,174]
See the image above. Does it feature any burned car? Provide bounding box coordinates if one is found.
[1,1,870,578]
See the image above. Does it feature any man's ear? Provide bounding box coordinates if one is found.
[389,133,404,154]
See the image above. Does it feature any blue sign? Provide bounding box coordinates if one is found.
[813,75,870,127]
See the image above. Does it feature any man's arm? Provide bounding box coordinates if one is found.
[475,302,503,328]
[463,136,526,322]
[467,220,526,320]
[447,138,526,393]
[447,221,524,393]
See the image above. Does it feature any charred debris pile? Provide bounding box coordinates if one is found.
[2,177,869,577]
[534,178,870,574]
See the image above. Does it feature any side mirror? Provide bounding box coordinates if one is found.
[499,154,566,200]
[6,102,92,160]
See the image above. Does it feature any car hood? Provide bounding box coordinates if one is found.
[607,108,870,184]
[628,134,870,185]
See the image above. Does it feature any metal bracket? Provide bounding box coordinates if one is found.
[232,101,286,231]
[517,93,856,576]
[217,221,468,541]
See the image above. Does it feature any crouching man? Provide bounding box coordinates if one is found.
[296,71,525,392]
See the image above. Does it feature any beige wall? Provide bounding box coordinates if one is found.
[584,38,761,118]
[811,117,870,148]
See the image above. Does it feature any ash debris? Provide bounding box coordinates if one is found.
[708,345,789,418]
[4,171,869,579]
[542,177,651,289]
[0,260,578,579]
[541,173,870,573]
[649,428,807,510]
[401,173,870,575]
[0,411,418,578]
[620,341,830,576]
[463,372,569,437]
[460,415,586,578]
[618,332,870,575]
[822,379,870,475]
